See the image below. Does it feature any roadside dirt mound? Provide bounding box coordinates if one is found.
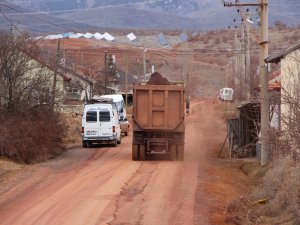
[147,72,171,85]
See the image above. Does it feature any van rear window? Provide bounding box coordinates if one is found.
[100,111,110,122]
[86,111,97,122]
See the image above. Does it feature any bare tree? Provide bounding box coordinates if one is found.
[0,32,52,112]
[273,52,300,161]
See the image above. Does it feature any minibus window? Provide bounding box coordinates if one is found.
[86,111,97,122]
[99,111,110,122]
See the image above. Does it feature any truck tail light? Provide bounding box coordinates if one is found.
[112,126,116,133]
[82,127,84,134]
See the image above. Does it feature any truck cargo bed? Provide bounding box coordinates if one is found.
[132,80,185,161]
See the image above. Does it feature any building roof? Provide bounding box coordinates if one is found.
[265,42,300,63]
[116,69,137,85]
[24,50,71,82]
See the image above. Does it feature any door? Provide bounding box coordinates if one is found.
[99,110,113,137]
[85,111,98,137]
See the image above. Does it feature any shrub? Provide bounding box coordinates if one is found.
[226,157,300,225]
[0,106,66,163]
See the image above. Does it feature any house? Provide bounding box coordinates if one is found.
[265,42,300,130]
[27,55,71,106]
[57,66,94,102]
[115,69,138,92]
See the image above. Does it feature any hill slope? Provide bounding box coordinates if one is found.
[2,0,300,32]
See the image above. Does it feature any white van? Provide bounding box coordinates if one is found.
[100,94,126,120]
[100,94,129,135]
[82,103,121,147]
[219,88,234,102]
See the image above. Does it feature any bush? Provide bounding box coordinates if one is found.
[0,107,66,163]
[226,157,300,225]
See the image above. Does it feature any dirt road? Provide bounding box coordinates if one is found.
[0,100,248,225]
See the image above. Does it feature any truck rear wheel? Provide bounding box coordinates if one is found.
[139,144,146,161]
[169,145,177,161]
[82,141,88,148]
[132,144,139,160]
[177,145,184,161]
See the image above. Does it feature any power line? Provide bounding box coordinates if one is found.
[0,4,78,33]
[0,6,23,35]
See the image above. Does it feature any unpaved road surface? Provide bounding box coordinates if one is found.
[0,100,248,225]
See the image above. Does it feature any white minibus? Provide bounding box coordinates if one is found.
[82,103,121,147]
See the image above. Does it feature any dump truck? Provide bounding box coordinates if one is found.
[132,72,185,161]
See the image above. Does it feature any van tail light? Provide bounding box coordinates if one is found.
[82,127,84,134]
[112,126,116,133]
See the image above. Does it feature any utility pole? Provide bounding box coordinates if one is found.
[240,10,257,101]
[104,51,107,94]
[64,49,67,75]
[245,14,251,101]
[186,71,190,98]
[180,64,183,81]
[233,29,239,98]
[136,59,140,83]
[143,48,147,81]
[125,52,128,109]
[237,30,243,102]
[224,0,269,165]
[231,19,244,103]
[51,39,60,110]
[240,21,246,100]
[259,0,269,166]
[237,32,244,102]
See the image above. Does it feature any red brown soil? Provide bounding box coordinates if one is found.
[0,100,250,225]
[146,72,171,85]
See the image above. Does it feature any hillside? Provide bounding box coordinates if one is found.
[0,2,98,34]
[4,0,300,32]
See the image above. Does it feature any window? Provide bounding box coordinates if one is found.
[86,111,97,122]
[99,111,110,122]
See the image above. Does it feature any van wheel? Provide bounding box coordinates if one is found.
[82,141,88,148]
[88,141,93,148]
[125,131,128,136]
[113,139,117,147]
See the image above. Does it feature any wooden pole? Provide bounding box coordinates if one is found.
[241,22,246,101]
[245,14,251,101]
[51,39,60,110]
[143,48,147,80]
[259,0,269,166]
[125,52,128,110]
[104,51,107,94]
